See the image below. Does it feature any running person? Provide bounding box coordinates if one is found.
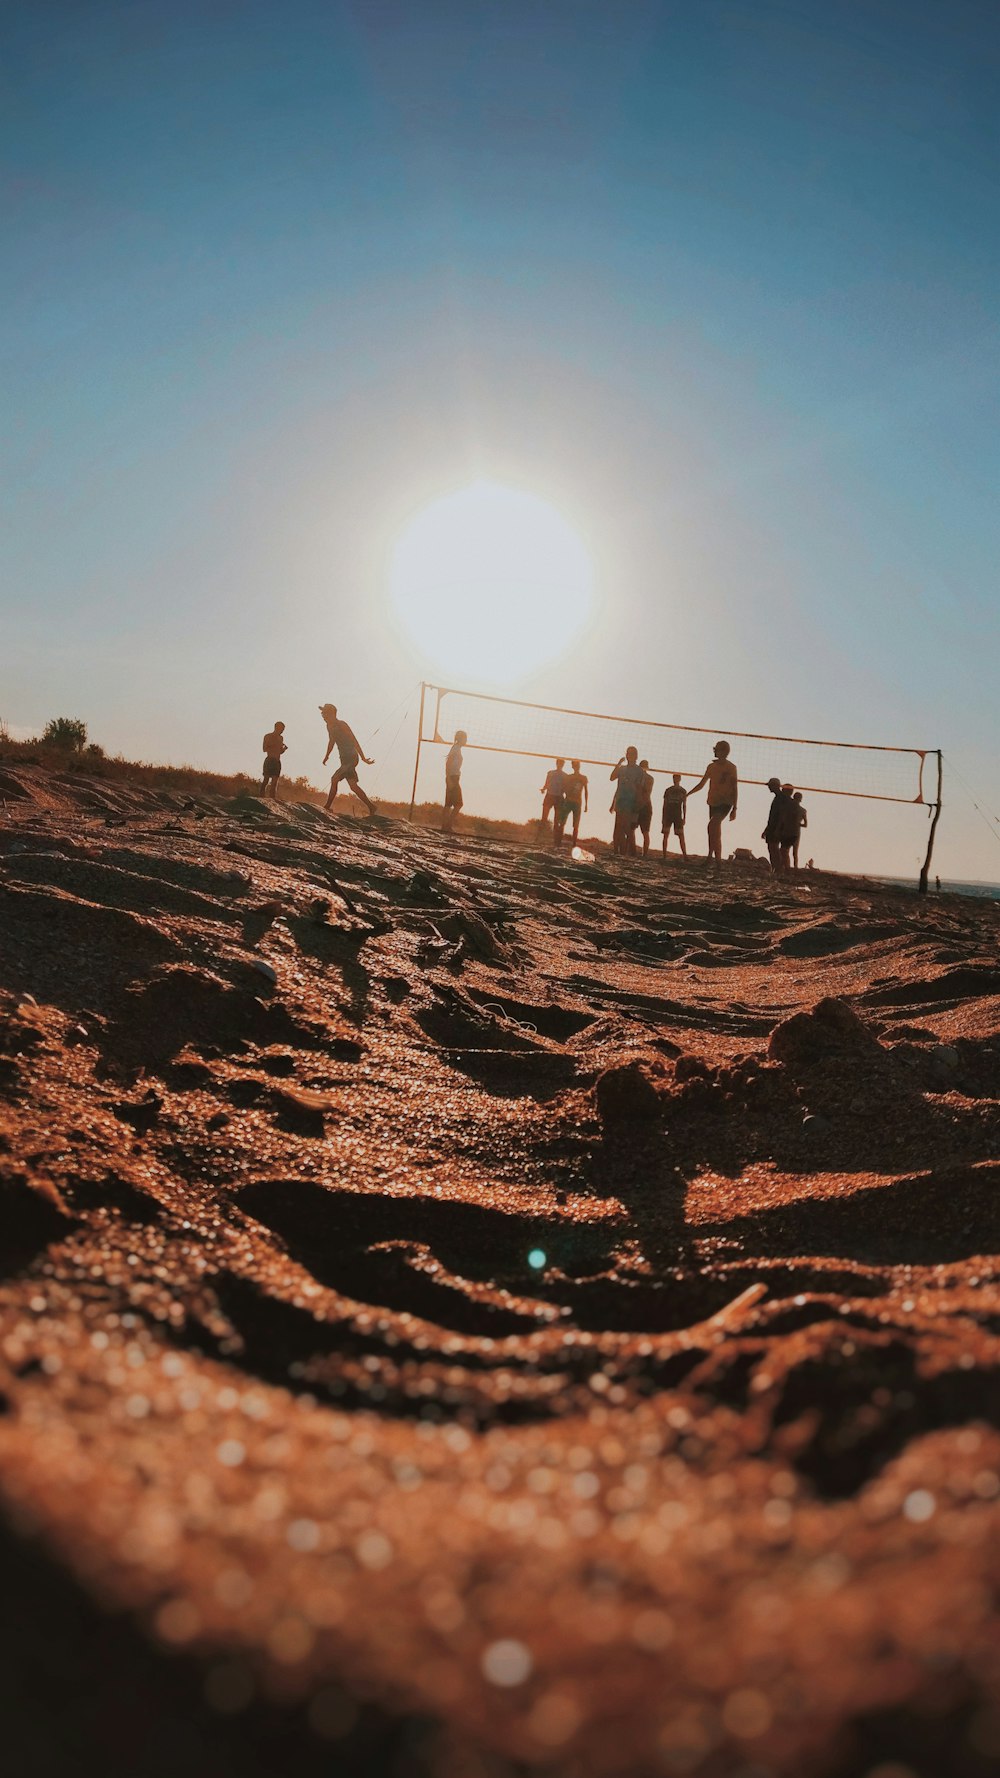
[320,704,375,816]
[442,729,466,835]
[689,740,738,861]
[636,759,655,857]
[262,722,286,799]
[661,773,688,858]
[554,759,589,849]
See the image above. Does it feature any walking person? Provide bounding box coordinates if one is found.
[554,759,589,850]
[661,773,688,859]
[540,760,568,830]
[792,791,808,871]
[442,730,466,835]
[320,703,375,816]
[262,722,286,799]
[689,741,738,862]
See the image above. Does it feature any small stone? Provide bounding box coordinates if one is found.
[801,1113,830,1137]
[251,960,278,986]
[595,1062,662,1126]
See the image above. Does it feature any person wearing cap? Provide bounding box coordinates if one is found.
[763,779,798,872]
[689,740,738,862]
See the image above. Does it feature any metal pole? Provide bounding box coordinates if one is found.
[408,682,427,822]
[918,750,943,894]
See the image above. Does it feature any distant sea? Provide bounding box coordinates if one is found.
[875,877,1000,903]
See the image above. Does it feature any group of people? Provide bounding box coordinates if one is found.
[262,705,377,814]
[262,712,809,870]
[551,739,808,871]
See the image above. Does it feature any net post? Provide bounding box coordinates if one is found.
[918,751,943,894]
[408,682,426,823]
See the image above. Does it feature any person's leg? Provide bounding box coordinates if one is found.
[348,772,375,816]
[570,806,581,845]
[325,769,342,811]
[678,823,687,858]
[793,841,800,871]
[707,813,721,859]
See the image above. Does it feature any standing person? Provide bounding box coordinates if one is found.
[763,780,798,873]
[540,760,567,829]
[661,773,688,859]
[554,759,589,850]
[636,759,655,857]
[442,729,466,835]
[262,722,286,799]
[610,748,645,855]
[762,777,783,869]
[319,703,375,816]
[792,791,808,871]
[689,741,738,861]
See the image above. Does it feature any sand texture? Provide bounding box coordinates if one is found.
[0,764,997,1778]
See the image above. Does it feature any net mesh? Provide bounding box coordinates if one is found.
[425,686,928,804]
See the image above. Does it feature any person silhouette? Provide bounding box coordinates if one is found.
[689,741,738,862]
[320,704,375,816]
[442,729,466,834]
[661,773,688,859]
[261,722,286,799]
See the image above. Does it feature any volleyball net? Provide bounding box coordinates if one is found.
[411,683,935,809]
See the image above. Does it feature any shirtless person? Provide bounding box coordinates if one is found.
[442,729,466,835]
[636,759,655,857]
[262,722,286,799]
[319,703,375,816]
[689,740,738,861]
[540,759,567,829]
[554,759,589,850]
[610,748,645,855]
[661,773,688,858]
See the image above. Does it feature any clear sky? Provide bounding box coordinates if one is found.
[3,0,998,880]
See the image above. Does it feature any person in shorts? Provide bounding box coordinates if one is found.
[554,759,589,849]
[762,779,798,872]
[262,722,286,799]
[610,748,645,855]
[689,740,738,861]
[540,760,567,829]
[442,729,466,834]
[636,759,655,857]
[320,703,375,816]
[661,773,688,858]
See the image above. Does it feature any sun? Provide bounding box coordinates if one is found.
[388,480,595,683]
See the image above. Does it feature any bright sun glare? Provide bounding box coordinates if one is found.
[389,480,595,683]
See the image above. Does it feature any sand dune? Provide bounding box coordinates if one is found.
[0,762,997,1777]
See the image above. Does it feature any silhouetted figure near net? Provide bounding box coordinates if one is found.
[690,740,738,862]
[610,748,644,855]
[661,773,688,859]
[320,703,375,816]
[763,779,798,873]
[792,790,808,871]
[262,722,286,799]
[540,759,567,829]
[636,759,655,857]
[442,730,466,835]
[554,759,588,850]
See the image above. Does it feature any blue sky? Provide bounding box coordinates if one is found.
[2,0,998,877]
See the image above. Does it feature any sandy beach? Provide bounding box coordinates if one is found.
[0,763,997,1778]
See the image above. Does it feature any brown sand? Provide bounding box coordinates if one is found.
[0,763,997,1778]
